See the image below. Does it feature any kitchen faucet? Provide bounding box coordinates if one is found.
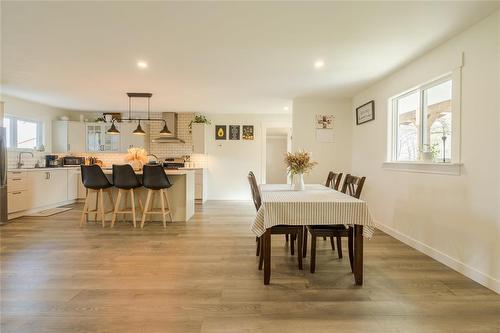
[147,154,159,164]
[17,152,34,169]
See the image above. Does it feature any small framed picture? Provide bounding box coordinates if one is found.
[315,115,334,129]
[242,125,254,140]
[215,125,227,140]
[229,125,240,140]
[356,100,375,125]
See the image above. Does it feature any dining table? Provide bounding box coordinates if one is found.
[251,184,375,285]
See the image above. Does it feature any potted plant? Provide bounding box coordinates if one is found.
[188,114,211,133]
[284,150,317,191]
[420,143,439,162]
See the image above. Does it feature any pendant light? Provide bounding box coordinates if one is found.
[107,120,120,135]
[159,122,172,136]
[133,120,146,135]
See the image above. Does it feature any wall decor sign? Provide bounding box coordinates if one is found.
[315,115,334,129]
[215,125,227,140]
[229,125,240,140]
[356,100,375,125]
[242,125,254,140]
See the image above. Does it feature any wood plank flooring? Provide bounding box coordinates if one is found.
[1,201,499,333]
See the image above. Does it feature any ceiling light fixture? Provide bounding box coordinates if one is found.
[132,121,146,136]
[314,59,325,69]
[137,61,148,69]
[283,106,289,111]
[107,121,120,135]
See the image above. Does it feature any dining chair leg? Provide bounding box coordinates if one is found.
[130,189,137,228]
[258,237,264,270]
[336,237,343,258]
[111,189,122,227]
[290,234,295,255]
[285,234,289,242]
[80,192,90,227]
[348,227,354,273]
[323,236,327,241]
[310,233,317,273]
[330,236,335,250]
[99,189,105,227]
[302,226,307,258]
[256,237,260,256]
[263,229,271,285]
[141,190,152,229]
[297,230,303,270]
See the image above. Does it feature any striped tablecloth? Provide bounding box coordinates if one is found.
[251,184,375,238]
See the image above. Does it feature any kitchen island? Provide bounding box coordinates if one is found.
[99,168,195,223]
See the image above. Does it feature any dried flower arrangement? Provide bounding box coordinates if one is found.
[284,150,317,176]
[124,147,148,169]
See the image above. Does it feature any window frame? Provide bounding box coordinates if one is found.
[3,115,43,151]
[390,73,454,163]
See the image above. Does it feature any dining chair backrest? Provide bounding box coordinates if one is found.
[325,171,343,190]
[112,164,142,189]
[341,174,366,199]
[142,164,172,190]
[80,164,112,190]
[247,171,261,211]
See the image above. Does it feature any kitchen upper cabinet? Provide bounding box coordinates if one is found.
[28,170,68,208]
[192,123,206,154]
[86,123,120,152]
[119,122,147,152]
[52,121,86,153]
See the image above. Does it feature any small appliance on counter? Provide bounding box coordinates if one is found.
[162,157,185,169]
[45,155,60,168]
[62,156,85,166]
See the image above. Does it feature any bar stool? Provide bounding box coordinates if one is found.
[141,164,173,229]
[80,165,114,227]
[111,164,143,228]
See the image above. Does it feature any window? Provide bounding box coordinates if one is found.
[2,116,43,150]
[391,75,452,163]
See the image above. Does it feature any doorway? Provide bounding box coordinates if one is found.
[265,127,290,184]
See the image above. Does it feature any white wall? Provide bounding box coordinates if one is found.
[266,136,288,184]
[292,98,352,184]
[351,11,500,292]
[205,113,291,200]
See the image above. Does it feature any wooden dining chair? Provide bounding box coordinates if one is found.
[247,172,303,271]
[305,174,366,273]
[325,171,343,190]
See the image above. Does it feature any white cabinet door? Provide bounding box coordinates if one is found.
[120,122,147,152]
[67,122,85,152]
[67,169,79,201]
[192,123,206,154]
[86,123,120,152]
[8,191,30,213]
[29,170,68,208]
[52,121,85,152]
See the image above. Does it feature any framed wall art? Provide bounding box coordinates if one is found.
[242,125,254,140]
[229,125,240,140]
[215,125,227,140]
[356,100,375,125]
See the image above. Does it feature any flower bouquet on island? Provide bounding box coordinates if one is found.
[125,147,148,170]
[284,150,317,191]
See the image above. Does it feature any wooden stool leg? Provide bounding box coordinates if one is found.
[111,189,122,227]
[80,191,90,227]
[297,230,303,270]
[163,189,173,222]
[141,190,152,229]
[310,233,317,273]
[336,237,343,259]
[159,190,167,229]
[130,189,137,228]
[99,189,105,227]
[93,191,99,222]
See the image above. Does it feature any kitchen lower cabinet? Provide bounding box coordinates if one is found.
[28,170,68,208]
[67,169,80,201]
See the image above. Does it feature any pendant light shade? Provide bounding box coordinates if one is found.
[107,121,120,135]
[159,122,173,136]
[133,121,146,135]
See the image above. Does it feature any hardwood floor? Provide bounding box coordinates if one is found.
[1,201,499,332]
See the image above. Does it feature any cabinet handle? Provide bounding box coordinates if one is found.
[68,143,71,151]
[12,178,22,181]
[12,191,22,195]
[11,172,22,174]
[45,172,50,180]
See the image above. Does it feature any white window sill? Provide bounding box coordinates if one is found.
[382,161,462,175]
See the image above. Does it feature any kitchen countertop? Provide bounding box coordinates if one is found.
[8,166,193,175]
[8,166,80,172]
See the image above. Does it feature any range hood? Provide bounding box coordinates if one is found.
[151,112,185,143]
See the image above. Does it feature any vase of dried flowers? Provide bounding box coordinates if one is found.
[124,147,148,171]
[284,150,317,191]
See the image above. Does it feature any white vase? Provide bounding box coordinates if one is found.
[293,173,305,191]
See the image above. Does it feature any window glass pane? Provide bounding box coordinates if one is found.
[423,80,452,162]
[396,91,419,161]
[16,119,38,149]
[3,118,11,148]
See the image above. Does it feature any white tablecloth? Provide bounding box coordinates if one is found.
[251,184,375,238]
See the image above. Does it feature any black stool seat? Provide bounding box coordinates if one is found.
[142,165,172,190]
[112,164,142,189]
[81,165,113,190]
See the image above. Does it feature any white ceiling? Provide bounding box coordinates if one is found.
[1,1,499,114]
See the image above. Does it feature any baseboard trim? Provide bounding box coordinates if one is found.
[375,221,499,294]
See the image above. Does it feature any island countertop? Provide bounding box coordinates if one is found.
[100,168,193,176]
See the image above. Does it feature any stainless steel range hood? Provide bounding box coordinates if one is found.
[151,112,185,143]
